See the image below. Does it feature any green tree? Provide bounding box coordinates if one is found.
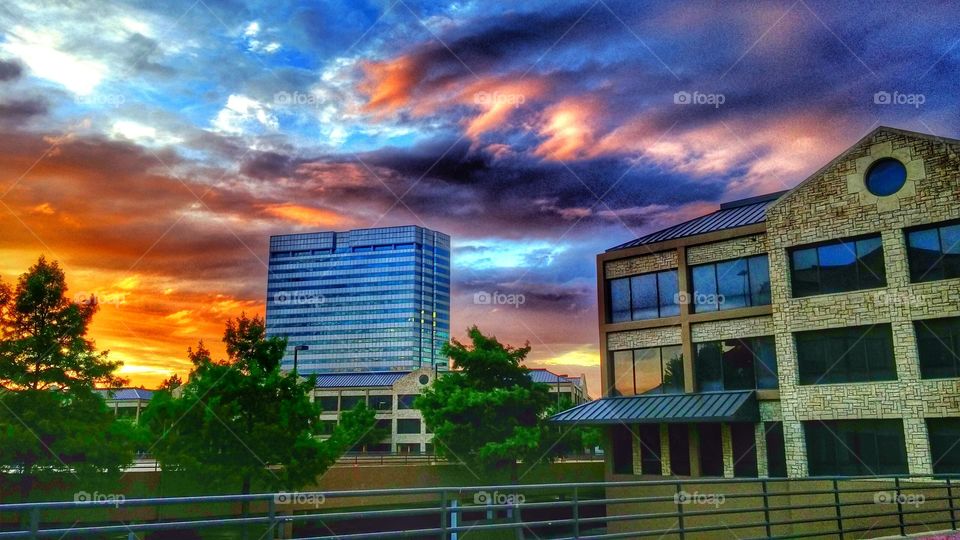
[0,257,135,502]
[416,326,558,482]
[142,314,376,531]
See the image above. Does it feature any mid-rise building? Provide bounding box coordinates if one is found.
[552,126,960,479]
[266,225,451,373]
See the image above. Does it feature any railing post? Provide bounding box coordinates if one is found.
[761,480,772,538]
[675,481,685,540]
[268,497,277,540]
[895,477,905,536]
[29,507,39,540]
[948,477,957,531]
[832,479,844,540]
[573,486,580,539]
[440,490,448,540]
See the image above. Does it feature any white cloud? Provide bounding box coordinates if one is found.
[110,120,183,146]
[211,94,278,135]
[1,25,107,95]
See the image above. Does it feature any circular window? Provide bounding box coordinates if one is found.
[865,158,907,196]
[418,374,430,385]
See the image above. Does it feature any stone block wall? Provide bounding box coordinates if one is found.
[686,233,769,265]
[691,316,775,342]
[607,326,682,350]
[605,250,678,279]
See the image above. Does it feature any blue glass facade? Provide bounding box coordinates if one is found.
[266,225,451,373]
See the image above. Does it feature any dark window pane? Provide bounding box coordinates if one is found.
[612,350,635,396]
[796,333,826,385]
[722,339,756,390]
[397,418,421,434]
[804,420,907,476]
[818,241,858,293]
[612,425,634,474]
[716,259,749,310]
[942,224,960,279]
[631,274,659,320]
[753,336,779,389]
[695,342,724,392]
[609,278,631,322]
[340,395,365,410]
[636,424,662,475]
[397,394,418,409]
[797,325,895,384]
[668,425,691,476]
[658,270,680,317]
[908,228,943,282]
[318,396,339,412]
[731,423,758,477]
[748,256,771,306]
[369,395,392,411]
[661,345,685,393]
[856,236,886,289]
[916,317,960,379]
[929,418,960,474]
[791,248,819,297]
[634,348,662,394]
[692,265,718,312]
[765,422,787,478]
[698,423,724,477]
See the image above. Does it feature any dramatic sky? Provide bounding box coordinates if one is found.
[0,0,957,394]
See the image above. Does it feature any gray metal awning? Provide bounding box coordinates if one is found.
[549,391,758,424]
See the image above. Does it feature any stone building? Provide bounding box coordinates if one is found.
[552,126,960,479]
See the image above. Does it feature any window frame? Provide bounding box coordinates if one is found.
[905,219,960,283]
[804,419,907,476]
[606,269,680,323]
[396,418,422,434]
[795,324,897,385]
[610,345,685,396]
[690,254,771,313]
[788,234,887,298]
[694,336,779,391]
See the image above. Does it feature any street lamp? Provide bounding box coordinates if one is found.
[292,345,309,374]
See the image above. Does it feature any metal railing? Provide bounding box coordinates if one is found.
[1,474,958,539]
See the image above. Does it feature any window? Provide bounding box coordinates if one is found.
[397,394,419,409]
[765,422,787,478]
[340,395,365,410]
[731,423,758,477]
[790,235,886,297]
[607,269,680,322]
[695,336,778,391]
[795,324,896,384]
[369,395,392,411]
[668,425,691,476]
[318,420,337,435]
[612,425,634,474]
[928,418,960,474]
[698,424,724,477]
[691,255,770,312]
[318,396,339,412]
[907,220,960,283]
[636,425,662,475]
[804,419,907,475]
[397,419,422,434]
[865,158,907,196]
[916,316,960,379]
[611,345,684,396]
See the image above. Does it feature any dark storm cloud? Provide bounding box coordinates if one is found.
[0,59,23,81]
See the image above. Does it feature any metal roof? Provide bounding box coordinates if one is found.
[313,371,411,388]
[549,391,758,424]
[98,388,154,401]
[608,192,786,252]
[528,368,575,384]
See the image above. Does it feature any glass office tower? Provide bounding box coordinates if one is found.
[266,225,451,373]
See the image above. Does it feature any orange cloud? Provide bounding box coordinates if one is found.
[460,78,547,138]
[359,55,423,114]
[534,97,602,161]
[261,203,348,228]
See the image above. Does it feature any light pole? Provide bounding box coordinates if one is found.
[292,345,309,375]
